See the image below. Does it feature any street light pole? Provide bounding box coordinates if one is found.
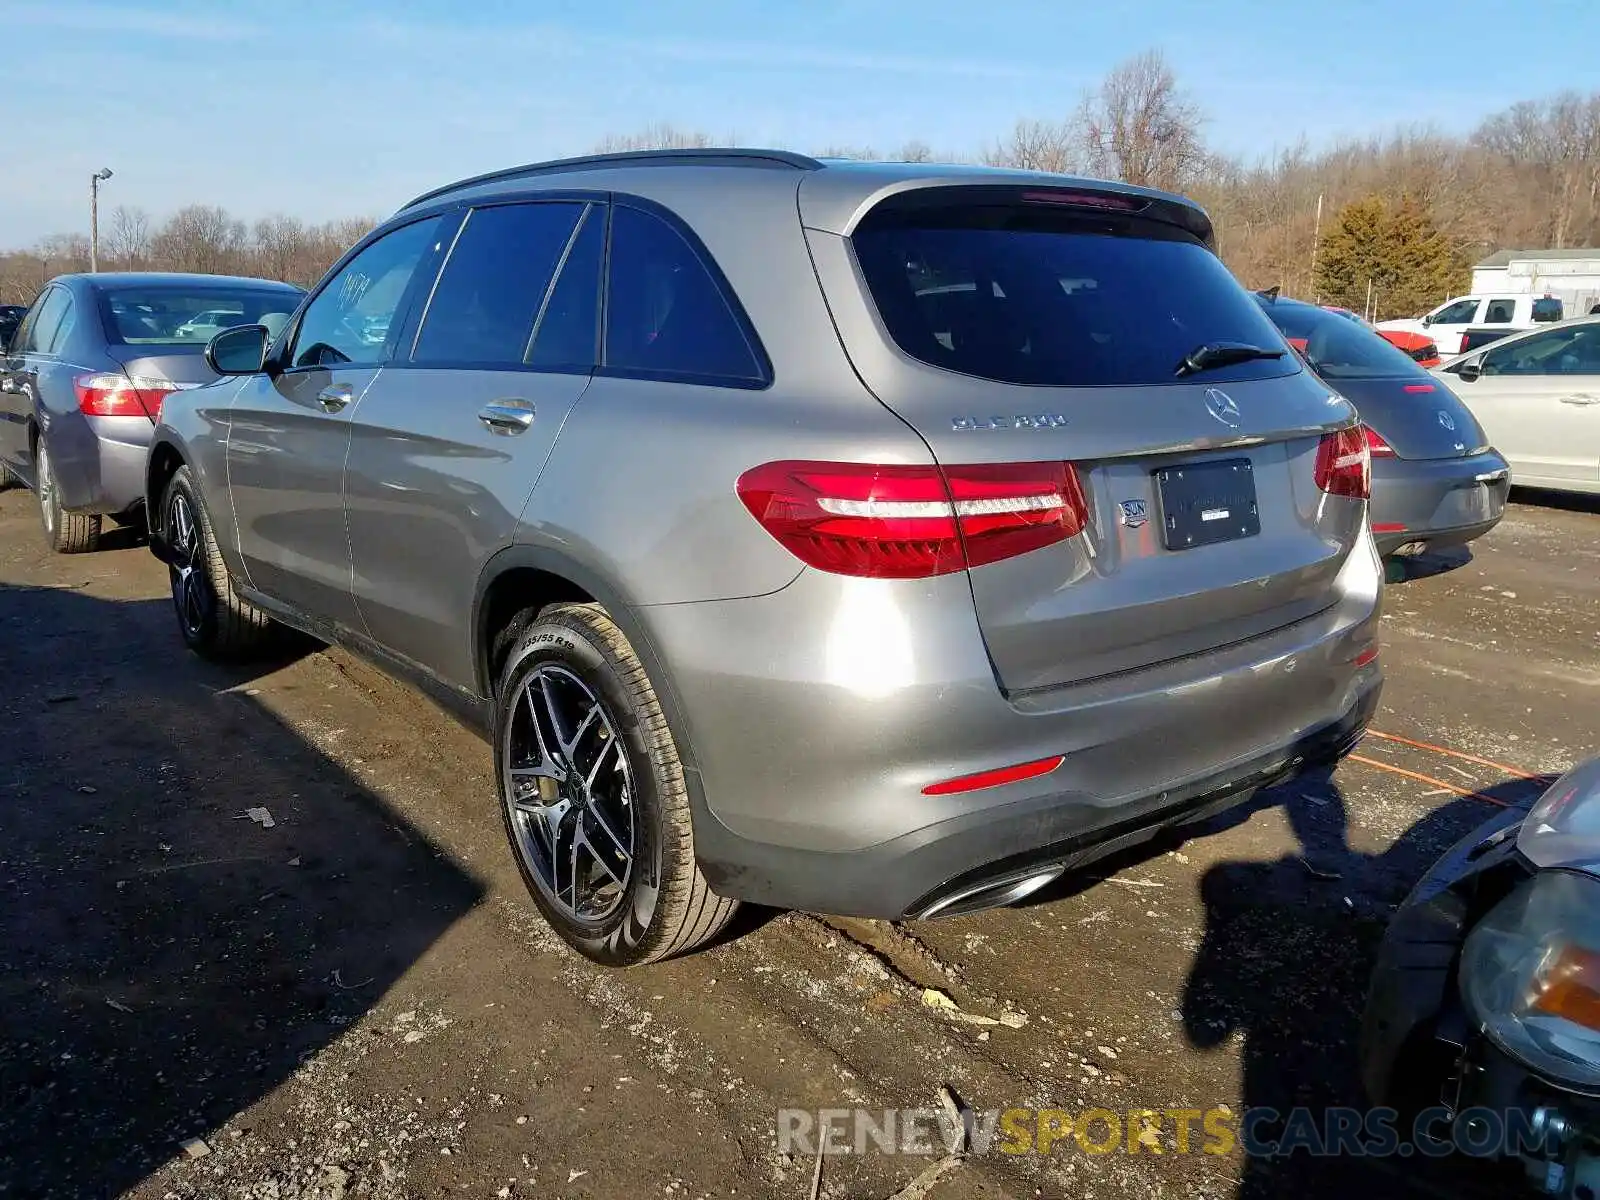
[89,168,114,273]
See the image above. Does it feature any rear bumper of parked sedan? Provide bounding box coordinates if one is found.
[1370,449,1510,556]
[46,412,154,517]
[644,527,1385,920]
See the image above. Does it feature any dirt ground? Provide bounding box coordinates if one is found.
[1,485,1597,1200]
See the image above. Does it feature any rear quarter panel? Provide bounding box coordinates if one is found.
[515,170,933,607]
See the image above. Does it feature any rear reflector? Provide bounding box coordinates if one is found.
[1372,522,1406,532]
[73,373,178,421]
[1314,427,1372,499]
[1353,647,1380,668]
[922,755,1066,796]
[736,460,1089,579]
[1362,424,1397,458]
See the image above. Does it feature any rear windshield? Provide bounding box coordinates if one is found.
[1532,297,1564,322]
[98,286,303,346]
[1258,300,1423,380]
[851,205,1296,387]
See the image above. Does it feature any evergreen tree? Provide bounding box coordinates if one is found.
[1315,196,1392,312]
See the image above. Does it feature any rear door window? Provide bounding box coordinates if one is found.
[23,288,70,354]
[1484,298,1516,324]
[602,204,766,385]
[527,205,604,371]
[851,204,1294,387]
[1532,297,1564,322]
[412,201,585,367]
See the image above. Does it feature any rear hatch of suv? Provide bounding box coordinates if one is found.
[801,179,1367,694]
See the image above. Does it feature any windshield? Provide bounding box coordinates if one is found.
[98,285,303,346]
[851,205,1296,387]
[1258,299,1423,380]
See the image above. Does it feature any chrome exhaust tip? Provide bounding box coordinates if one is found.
[913,865,1066,920]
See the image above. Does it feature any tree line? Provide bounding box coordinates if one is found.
[5,50,1598,320]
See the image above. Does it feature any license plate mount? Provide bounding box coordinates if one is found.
[1154,457,1261,551]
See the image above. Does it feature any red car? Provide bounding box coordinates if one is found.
[1322,305,1440,368]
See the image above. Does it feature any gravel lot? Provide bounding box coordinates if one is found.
[2,486,1596,1200]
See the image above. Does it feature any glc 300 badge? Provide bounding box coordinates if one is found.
[951,414,1069,431]
[1119,499,1148,528]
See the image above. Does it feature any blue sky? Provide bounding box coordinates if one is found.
[7,0,1597,245]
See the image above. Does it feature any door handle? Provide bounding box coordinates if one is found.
[1558,394,1599,406]
[478,399,536,435]
[316,384,353,412]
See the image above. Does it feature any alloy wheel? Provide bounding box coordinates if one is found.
[167,490,208,637]
[36,444,53,535]
[502,664,637,924]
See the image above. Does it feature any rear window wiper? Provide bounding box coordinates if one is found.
[1174,341,1287,378]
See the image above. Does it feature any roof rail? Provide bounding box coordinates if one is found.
[399,148,825,211]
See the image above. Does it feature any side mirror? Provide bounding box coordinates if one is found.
[205,324,269,375]
[1456,359,1482,382]
[1421,313,1435,327]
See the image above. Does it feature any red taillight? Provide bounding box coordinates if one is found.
[922,755,1066,796]
[1402,383,1435,393]
[74,373,178,421]
[1353,647,1380,668]
[735,459,1089,579]
[1314,427,1371,499]
[1361,424,1396,458]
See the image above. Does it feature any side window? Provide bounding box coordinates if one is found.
[289,217,443,368]
[412,202,584,367]
[1433,299,1479,325]
[1484,298,1515,324]
[603,204,765,385]
[45,293,77,353]
[1482,327,1593,376]
[527,205,604,370]
[1532,297,1564,323]
[23,288,70,354]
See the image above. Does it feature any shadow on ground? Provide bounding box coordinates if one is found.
[0,584,485,1200]
[1179,764,1552,1198]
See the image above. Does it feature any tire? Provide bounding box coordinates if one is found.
[35,439,101,554]
[161,465,276,660]
[493,602,738,966]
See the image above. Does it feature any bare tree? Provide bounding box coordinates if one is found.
[152,205,248,275]
[983,118,1081,174]
[104,205,152,269]
[895,140,934,163]
[593,124,717,153]
[816,144,879,160]
[1079,49,1206,191]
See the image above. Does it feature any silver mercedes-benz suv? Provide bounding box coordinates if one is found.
[146,150,1384,966]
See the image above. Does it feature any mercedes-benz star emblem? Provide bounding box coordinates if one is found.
[1204,388,1242,428]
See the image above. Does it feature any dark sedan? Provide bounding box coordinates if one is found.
[1256,292,1511,558]
[0,272,304,552]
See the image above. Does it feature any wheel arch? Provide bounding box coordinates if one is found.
[472,544,701,776]
[144,435,188,563]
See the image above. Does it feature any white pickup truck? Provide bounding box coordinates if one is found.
[1378,293,1564,357]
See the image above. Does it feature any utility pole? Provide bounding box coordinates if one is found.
[1309,192,1324,304]
[89,168,114,273]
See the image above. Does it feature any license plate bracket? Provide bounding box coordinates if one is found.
[1154,458,1260,551]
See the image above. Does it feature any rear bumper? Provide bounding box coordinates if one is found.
[699,683,1379,919]
[643,526,1386,919]
[1371,449,1510,555]
[47,413,152,516]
